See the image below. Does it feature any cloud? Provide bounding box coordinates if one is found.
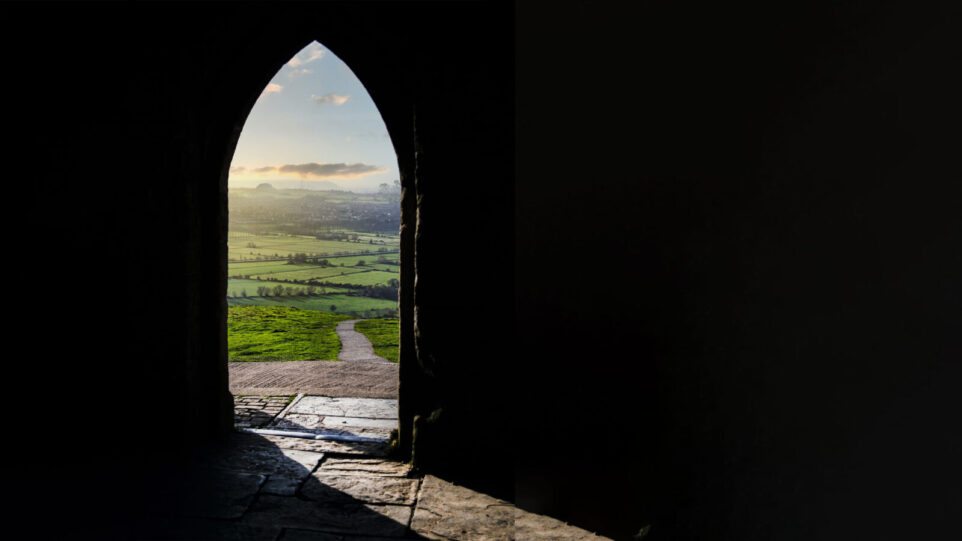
[229,166,246,174]
[252,166,277,173]
[289,68,313,78]
[278,162,384,178]
[311,93,350,106]
[260,83,283,97]
[287,42,326,68]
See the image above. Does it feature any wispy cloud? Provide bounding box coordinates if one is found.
[260,83,283,97]
[289,68,313,79]
[232,162,385,180]
[287,42,326,68]
[279,162,384,178]
[311,93,350,106]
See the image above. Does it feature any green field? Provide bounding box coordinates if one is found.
[354,318,399,363]
[228,231,399,261]
[316,270,399,287]
[227,279,352,297]
[228,263,396,284]
[228,306,350,362]
[228,294,397,317]
[227,193,400,361]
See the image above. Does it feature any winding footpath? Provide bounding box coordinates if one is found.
[228,319,396,398]
[336,319,390,362]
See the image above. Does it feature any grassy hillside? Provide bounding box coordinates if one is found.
[227,306,350,362]
[227,294,397,318]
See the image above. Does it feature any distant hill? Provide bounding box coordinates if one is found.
[256,183,275,190]
[307,181,340,191]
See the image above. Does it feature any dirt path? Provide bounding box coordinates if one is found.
[336,319,389,362]
[229,319,393,397]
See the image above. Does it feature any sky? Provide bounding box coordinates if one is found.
[228,41,398,193]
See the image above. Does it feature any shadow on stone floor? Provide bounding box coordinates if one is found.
[125,432,428,540]
[42,431,608,539]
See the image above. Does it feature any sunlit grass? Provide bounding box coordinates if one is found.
[228,306,350,362]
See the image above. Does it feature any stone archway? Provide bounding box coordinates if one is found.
[221,38,408,445]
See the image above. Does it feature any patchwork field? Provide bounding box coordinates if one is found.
[228,261,398,284]
[228,231,398,261]
[227,189,400,362]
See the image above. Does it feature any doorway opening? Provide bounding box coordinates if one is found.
[224,40,401,443]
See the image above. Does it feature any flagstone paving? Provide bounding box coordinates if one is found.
[235,395,296,427]
[195,394,611,539]
[220,326,605,538]
[262,395,398,441]
[138,428,609,540]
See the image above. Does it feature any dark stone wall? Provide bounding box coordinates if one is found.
[3,1,961,540]
[4,1,515,537]
[515,1,962,540]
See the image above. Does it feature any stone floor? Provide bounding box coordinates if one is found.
[267,395,399,441]
[210,395,611,540]
[235,395,297,428]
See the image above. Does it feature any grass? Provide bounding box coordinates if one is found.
[228,260,398,284]
[228,294,397,316]
[354,318,399,363]
[317,270,399,287]
[227,231,399,261]
[228,306,350,362]
[227,278,352,297]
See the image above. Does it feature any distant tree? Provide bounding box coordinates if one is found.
[330,305,337,312]
[241,289,247,298]
[273,285,284,297]
[356,260,365,266]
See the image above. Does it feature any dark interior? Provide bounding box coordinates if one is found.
[5,1,961,539]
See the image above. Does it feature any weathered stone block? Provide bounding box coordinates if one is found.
[319,458,412,477]
[255,433,389,457]
[273,413,324,430]
[279,529,402,541]
[291,396,398,419]
[244,494,412,537]
[321,416,398,429]
[138,517,281,540]
[303,474,419,505]
[197,442,323,496]
[411,476,611,540]
[166,468,266,520]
